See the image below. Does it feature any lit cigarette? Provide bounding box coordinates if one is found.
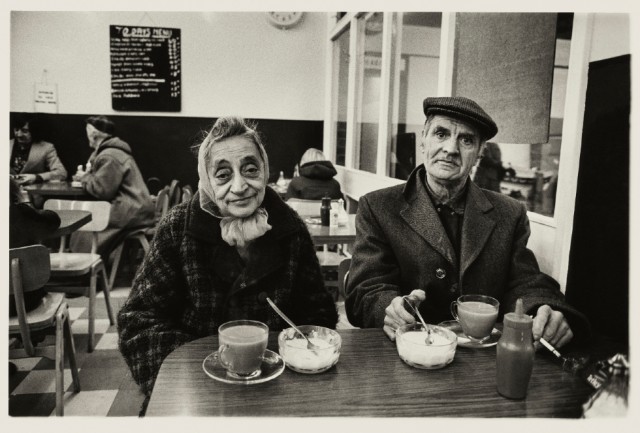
[539,337,562,359]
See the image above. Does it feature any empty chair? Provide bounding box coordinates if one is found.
[43,199,115,352]
[9,245,80,416]
[285,198,346,297]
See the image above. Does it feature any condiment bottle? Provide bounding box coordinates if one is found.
[496,298,534,399]
[336,198,349,226]
[320,196,331,226]
[276,170,287,187]
[330,202,339,227]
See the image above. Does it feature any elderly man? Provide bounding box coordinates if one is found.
[345,96,588,348]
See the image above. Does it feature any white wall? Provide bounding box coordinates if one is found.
[10,11,327,120]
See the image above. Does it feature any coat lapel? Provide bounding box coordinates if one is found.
[400,166,457,266]
[460,183,496,278]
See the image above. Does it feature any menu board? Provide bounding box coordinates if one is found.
[110,25,181,112]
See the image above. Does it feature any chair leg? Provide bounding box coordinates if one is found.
[99,262,115,326]
[137,234,150,254]
[108,242,125,290]
[88,269,97,352]
[62,305,81,393]
[55,307,65,416]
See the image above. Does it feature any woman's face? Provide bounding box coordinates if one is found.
[13,122,32,145]
[207,136,266,218]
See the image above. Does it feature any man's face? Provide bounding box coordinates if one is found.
[207,136,267,218]
[13,123,32,145]
[86,124,100,148]
[421,115,484,185]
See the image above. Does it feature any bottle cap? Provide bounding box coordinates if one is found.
[503,298,533,330]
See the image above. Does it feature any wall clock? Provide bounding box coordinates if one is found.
[266,12,304,30]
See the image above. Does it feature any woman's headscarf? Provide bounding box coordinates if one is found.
[196,116,272,247]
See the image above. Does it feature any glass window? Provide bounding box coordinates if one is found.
[493,13,572,218]
[386,13,442,180]
[334,28,350,167]
[356,12,384,173]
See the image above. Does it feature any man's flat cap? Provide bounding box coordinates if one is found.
[423,96,498,140]
[86,115,115,135]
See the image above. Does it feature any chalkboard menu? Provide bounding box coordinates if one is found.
[110,25,181,112]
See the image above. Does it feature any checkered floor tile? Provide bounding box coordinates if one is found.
[9,286,147,417]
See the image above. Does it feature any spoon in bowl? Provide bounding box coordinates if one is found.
[266,297,320,350]
[402,295,434,345]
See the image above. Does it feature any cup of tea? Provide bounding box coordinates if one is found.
[450,294,499,343]
[217,320,269,380]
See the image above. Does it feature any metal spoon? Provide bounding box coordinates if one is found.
[266,297,320,350]
[402,295,434,345]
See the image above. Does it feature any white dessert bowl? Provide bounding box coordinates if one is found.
[277,325,341,374]
[396,323,457,369]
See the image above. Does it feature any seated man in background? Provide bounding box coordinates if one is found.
[346,96,589,348]
[10,113,67,185]
[71,115,155,257]
[286,148,344,200]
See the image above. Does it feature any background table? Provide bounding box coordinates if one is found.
[306,214,356,246]
[24,181,92,202]
[146,328,593,417]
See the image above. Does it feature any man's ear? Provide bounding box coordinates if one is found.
[478,142,487,159]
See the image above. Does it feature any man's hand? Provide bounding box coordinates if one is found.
[16,174,38,185]
[383,289,426,341]
[532,304,573,349]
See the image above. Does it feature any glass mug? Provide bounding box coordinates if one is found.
[217,320,269,380]
[450,294,500,343]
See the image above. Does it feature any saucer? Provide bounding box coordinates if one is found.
[202,349,285,385]
[438,320,501,349]
[304,217,322,225]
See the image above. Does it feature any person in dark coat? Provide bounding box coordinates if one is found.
[9,178,60,315]
[70,116,155,257]
[285,148,343,200]
[346,97,589,349]
[117,116,338,396]
[473,141,505,192]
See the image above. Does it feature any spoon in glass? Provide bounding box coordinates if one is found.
[402,295,434,345]
[266,297,320,350]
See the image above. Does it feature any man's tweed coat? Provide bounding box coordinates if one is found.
[118,188,338,394]
[345,165,589,338]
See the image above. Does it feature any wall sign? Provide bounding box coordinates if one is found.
[34,83,58,113]
[110,25,181,112]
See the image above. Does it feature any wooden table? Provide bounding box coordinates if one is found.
[48,210,92,238]
[306,214,356,245]
[146,328,593,417]
[24,181,91,201]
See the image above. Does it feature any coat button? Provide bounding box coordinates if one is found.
[435,268,446,279]
[257,292,268,304]
[450,283,458,293]
[239,282,247,289]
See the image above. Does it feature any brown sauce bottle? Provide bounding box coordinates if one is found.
[496,298,534,399]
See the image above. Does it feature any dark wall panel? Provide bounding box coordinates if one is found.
[565,55,630,344]
[10,113,324,188]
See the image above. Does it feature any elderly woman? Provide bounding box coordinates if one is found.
[118,116,338,396]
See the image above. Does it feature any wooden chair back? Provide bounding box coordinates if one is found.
[155,187,170,220]
[44,200,111,232]
[181,185,193,203]
[146,177,162,196]
[168,179,181,208]
[338,257,351,300]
